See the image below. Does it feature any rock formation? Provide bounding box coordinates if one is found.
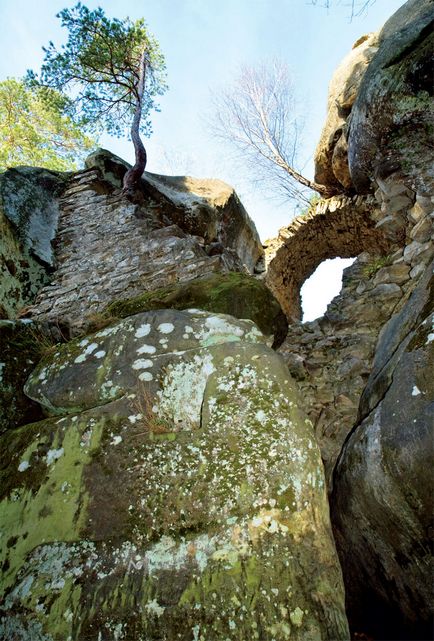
[0,152,348,639]
[0,1,433,639]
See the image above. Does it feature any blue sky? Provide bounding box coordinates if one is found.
[0,0,405,318]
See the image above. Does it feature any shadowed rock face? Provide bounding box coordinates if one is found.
[0,168,67,319]
[331,262,433,640]
[0,310,349,641]
[347,0,434,194]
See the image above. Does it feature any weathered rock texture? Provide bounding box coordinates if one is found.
[0,167,67,318]
[314,32,379,191]
[332,260,433,640]
[1,2,433,639]
[347,0,434,194]
[0,321,45,433]
[1,310,349,641]
[267,2,434,636]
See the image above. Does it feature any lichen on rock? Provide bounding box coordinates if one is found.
[1,310,348,640]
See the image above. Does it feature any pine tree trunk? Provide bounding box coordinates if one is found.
[123,49,147,194]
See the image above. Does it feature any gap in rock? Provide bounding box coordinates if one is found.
[301,257,356,322]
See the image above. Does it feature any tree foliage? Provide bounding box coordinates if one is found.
[210,60,330,207]
[0,78,94,172]
[28,3,167,190]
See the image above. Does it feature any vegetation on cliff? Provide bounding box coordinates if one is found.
[27,3,167,192]
[0,78,94,171]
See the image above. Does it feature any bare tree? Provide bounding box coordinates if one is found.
[209,60,331,208]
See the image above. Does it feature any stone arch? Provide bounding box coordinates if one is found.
[265,195,391,321]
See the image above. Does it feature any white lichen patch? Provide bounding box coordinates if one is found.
[137,344,157,355]
[96,325,121,338]
[128,414,143,424]
[139,372,153,382]
[145,599,165,617]
[290,606,304,627]
[132,358,153,370]
[249,510,289,537]
[94,350,106,359]
[135,323,151,338]
[46,448,64,465]
[158,322,175,334]
[412,385,421,396]
[111,435,122,446]
[100,380,122,400]
[17,460,30,472]
[155,353,215,428]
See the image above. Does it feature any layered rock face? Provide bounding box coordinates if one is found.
[314,32,379,192]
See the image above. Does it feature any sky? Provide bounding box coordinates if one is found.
[0,0,405,319]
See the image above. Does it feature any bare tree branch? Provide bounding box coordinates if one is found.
[208,59,331,209]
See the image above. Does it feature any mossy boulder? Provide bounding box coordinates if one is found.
[1,310,349,640]
[105,273,288,348]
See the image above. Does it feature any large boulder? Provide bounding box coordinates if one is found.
[314,33,379,192]
[105,272,288,348]
[347,0,434,193]
[331,261,434,640]
[0,309,349,641]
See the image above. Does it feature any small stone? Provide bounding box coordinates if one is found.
[373,263,410,287]
[369,283,402,300]
[403,240,433,265]
[409,216,432,243]
[409,263,425,280]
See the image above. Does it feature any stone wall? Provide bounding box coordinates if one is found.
[26,155,264,333]
[276,180,433,486]
[264,194,390,321]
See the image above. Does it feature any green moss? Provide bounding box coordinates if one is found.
[361,254,393,278]
[0,412,103,594]
[104,272,287,348]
